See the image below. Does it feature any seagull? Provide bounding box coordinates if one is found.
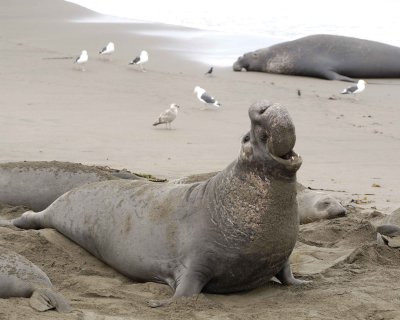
[205,67,214,76]
[99,42,115,59]
[341,79,366,98]
[74,50,88,71]
[129,50,149,72]
[153,104,180,129]
[194,86,221,109]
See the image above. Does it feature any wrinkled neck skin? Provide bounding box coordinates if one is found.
[200,152,298,252]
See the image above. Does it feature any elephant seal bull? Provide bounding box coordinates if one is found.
[4,100,304,307]
[0,246,71,312]
[0,161,141,211]
[233,34,400,81]
[175,164,347,225]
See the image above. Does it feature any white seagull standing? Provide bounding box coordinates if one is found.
[341,79,366,99]
[129,50,149,72]
[74,50,88,71]
[153,104,180,129]
[194,86,221,109]
[99,42,115,59]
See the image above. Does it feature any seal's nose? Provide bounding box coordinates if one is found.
[338,207,347,217]
[248,100,273,121]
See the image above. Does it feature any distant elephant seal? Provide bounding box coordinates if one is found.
[0,161,141,211]
[5,100,304,307]
[233,34,400,81]
[0,246,71,312]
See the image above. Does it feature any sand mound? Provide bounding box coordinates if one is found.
[1,202,400,320]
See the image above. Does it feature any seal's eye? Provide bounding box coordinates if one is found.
[242,134,250,143]
[259,106,268,114]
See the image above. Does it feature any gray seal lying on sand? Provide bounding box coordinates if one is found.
[233,34,400,81]
[2,100,305,307]
[296,183,346,224]
[0,246,71,312]
[0,161,141,211]
[376,208,400,248]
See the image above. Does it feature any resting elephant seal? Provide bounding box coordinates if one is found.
[0,246,71,312]
[376,208,400,248]
[233,34,400,81]
[296,184,347,224]
[0,161,141,211]
[3,101,304,307]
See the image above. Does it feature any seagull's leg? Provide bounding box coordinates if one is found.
[141,64,146,73]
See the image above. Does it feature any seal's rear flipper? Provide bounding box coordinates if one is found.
[30,289,71,313]
[12,211,44,229]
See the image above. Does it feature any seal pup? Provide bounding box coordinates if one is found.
[376,208,400,248]
[296,186,347,224]
[5,101,305,307]
[233,34,400,81]
[0,247,71,312]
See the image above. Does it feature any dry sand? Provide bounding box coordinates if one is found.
[1,0,400,319]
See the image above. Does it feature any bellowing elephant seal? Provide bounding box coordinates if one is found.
[174,163,347,225]
[0,161,141,211]
[233,34,400,81]
[4,101,304,307]
[0,246,71,312]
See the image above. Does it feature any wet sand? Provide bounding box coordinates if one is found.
[1,0,400,319]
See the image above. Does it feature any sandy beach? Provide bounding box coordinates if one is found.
[1,0,400,319]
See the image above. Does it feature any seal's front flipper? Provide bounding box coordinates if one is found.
[322,70,356,82]
[147,270,209,308]
[275,260,309,285]
[30,288,71,313]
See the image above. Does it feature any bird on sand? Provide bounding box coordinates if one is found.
[153,104,180,129]
[341,79,366,98]
[74,50,88,71]
[129,50,149,72]
[99,42,115,58]
[205,67,214,76]
[194,86,221,109]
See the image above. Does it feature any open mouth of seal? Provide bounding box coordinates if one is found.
[269,148,301,168]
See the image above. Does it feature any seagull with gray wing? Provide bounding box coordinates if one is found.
[74,50,88,71]
[194,86,221,109]
[153,103,180,129]
[99,42,115,59]
[129,50,149,72]
[341,79,366,97]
